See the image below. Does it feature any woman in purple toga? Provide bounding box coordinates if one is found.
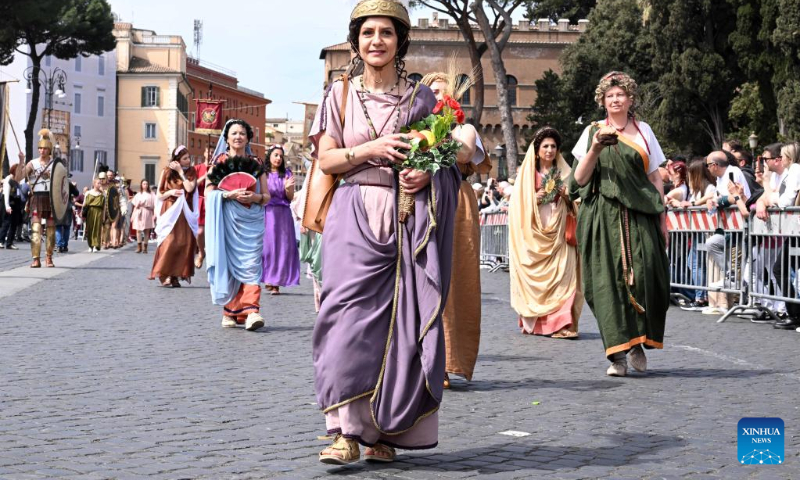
[309,0,460,465]
[261,144,300,294]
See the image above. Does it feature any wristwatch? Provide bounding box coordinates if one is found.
[734,195,741,202]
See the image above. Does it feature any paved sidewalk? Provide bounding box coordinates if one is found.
[0,249,797,479]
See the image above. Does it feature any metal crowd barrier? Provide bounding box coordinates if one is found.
[479,212,509,272]
[667,206,800,323]
[666,207,750,321]
[745,207,800,321]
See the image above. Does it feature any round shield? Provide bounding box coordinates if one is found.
[106,186,120,220]
[50,158,70,225]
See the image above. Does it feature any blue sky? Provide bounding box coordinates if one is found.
[108,0,439,120]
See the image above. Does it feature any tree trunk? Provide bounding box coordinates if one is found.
[472,0,518,176]
[455,18,485,125]
[24,51,42,163]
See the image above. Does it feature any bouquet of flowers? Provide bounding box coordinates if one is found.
[395,94,465,222]
[538,168,564,205]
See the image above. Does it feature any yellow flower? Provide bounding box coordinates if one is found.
[545,178,556,194]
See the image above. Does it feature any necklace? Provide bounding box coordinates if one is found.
[360,75,398,95]
[606,116,630,132]
[356,86,403,142]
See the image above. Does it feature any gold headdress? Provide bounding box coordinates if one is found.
[420,55,480,103]
[37,128,55,151]
[350,0,411,28]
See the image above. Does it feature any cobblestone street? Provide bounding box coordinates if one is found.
[1,245,798,479]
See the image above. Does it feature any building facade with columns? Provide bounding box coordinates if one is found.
[320,14,586,178]
[187,58,270,164]
[114,22,192,188]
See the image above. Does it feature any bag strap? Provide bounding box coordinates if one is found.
[310,75,349,227]
[339,75,349,130]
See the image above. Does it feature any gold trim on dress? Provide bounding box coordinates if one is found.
[604,335,663,356]
[614,129,650,173]
[323,390,375,414]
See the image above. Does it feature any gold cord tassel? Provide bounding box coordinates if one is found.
[398,184,415,223]
[620,207,646,314]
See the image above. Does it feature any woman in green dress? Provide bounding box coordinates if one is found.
[83,177,105,252]
[569,71,669,377]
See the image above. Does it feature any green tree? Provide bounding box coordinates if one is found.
[0,0,116,160]
[525,0,596,23]
[532,0,651,161]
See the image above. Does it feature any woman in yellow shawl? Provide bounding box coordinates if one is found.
[509,127,583,338]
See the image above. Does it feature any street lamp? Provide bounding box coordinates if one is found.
[495,144,506,181]
[748,132,759,158]
[23,66,68,129]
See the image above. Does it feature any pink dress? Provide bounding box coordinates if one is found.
[131,192,156,230]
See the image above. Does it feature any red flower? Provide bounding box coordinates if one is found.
[432,101,444,115]
[447,97,461,110]
[455,109,466,124]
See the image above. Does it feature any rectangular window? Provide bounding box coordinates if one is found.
[190,112,195,131]
[70,149,84,172]
[141,86,160,107]
[97,96,104,117]
[95,150,107,166]
[255,127,259,143]
[98,55,105,75]
[74,93,82,114]
[74,125,81,138]
[144,163,156,186]
[75,55,81,72]
[144,123,157,139]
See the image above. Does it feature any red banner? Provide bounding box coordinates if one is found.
[194,100,224,134]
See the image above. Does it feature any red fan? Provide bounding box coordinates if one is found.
[219,172,257,207]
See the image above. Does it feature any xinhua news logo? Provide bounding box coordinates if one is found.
[738,418,784,465]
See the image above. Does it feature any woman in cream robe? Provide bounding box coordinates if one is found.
[509,127,583,338]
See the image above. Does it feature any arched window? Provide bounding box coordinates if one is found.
[506,75,518,107]
[457,74,471,105]
[408,73,423,83]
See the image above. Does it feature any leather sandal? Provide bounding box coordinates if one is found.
[319,434,360,465]
[161,277,173,287]
[45,255,54,268]
[364,443,396,463]
[30,258,41,268]
[551,328,579,339]
[171,277,181,288]
[443,373,451,389]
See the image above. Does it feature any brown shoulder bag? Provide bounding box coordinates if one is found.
[302,76,348,233]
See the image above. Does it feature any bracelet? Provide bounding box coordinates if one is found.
[345,147,357,166]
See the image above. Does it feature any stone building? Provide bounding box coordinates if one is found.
[187,58,270,164]
[113,23,192,187]
[320,14,586,178]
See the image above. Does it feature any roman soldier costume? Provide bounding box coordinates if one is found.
[26,129,57,268]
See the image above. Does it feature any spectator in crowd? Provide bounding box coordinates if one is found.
[754,142,800,330]
[472,182,484,204]
[16,179,30,243]
[755,143,799,217]
[703,151,751,315]
[677,159,718,311]
[0,165,23,250]
[664,161,688,207]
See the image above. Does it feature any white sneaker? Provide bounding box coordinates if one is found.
[606,360,628,377]
[221,316,238,328]
[701,307,726,315]
[245,312,264,331]
[629,346,647,372]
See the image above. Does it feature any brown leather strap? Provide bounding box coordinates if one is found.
[339,75,349,130]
